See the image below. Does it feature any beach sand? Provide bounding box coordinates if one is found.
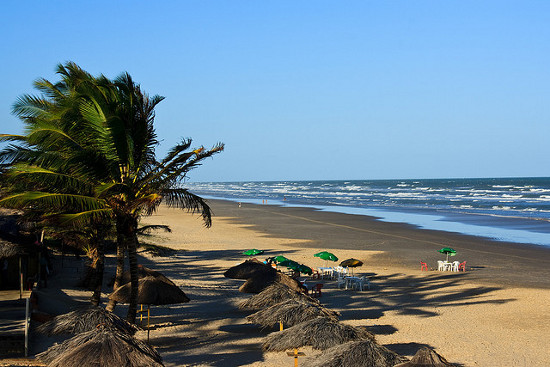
[12,199,550,367]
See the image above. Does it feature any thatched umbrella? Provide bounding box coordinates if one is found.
[302,339,407,367]
[36,326,163,367]
[116,265,176,287]
[394,347,455,366]
[109,276,190,340]
[0,239,26,297]
[247,299,340,329]
[37,306,139,336]
[0,239,24,259]
[224,259,276,279]
[239,283,319,310]
[238,271,305,293]
[262,317,375,352]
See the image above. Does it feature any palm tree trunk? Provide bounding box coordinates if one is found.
[90,239,105,306]
[126,236,139,323]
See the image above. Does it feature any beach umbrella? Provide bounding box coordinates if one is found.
[278,259,300,268]
[438,247,457,262]
[109,276,190,341]
[239,283,319,310]
[247,299,340,329]
[116,265,176,287]
[238,271,306,294]
[262,317,375,352]
[273,255,289,263]
[302,339,407,367]
[314,251,338,264]
[224,259,276,279]
[340,258,363,275]
[393,347,454,367]
[36,326,163,367]
[296,264,313,275]
[243,249,264,256]
[37,306,139,336]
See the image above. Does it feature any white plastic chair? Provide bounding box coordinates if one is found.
[451,261,460,272]
[337,275,346,289]
[437,261,445,271]
[354,276,370,291]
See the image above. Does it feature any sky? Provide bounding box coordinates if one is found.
[1,1,549,182]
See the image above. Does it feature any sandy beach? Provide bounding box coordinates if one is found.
[13,199,550,367]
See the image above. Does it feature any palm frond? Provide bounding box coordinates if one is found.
[161,188,212,227]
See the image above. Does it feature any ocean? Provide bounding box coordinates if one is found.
[185,177,550,248]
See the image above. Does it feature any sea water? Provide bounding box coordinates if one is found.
[185,178,550,247]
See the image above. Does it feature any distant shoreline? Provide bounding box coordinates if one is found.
[200,194,550,248]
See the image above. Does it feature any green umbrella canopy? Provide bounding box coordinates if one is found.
[273,256,289,263]
[314,251,338,262]
[243,249,264,256]
[279,259,299,268]
[296,264,313,275]
[438,247,457,262]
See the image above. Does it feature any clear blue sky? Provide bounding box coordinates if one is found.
[1,1,549,182]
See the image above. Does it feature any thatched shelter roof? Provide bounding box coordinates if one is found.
[262,317,375,352]
[37,306,139,336]
[0,238,24,259]
[394,347,455,366]
[224,259,276,279]
[239,283,319,310]
[238,271,306,294]
[116,265,176,287]
[302,339,407,367]
[247,299,340,329]
[109,276,190,305]
[36,326,163,367]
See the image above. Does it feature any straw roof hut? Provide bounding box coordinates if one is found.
[394,347,455,366]
[247,299,340,329]
[0,238,24,259]
[226,259,305,293]
[109,276,189,305]
[113,265,176,287]
[302,339,407,367]
[37,306,139,336]
[37,327,163,367]
[224,259,275,279]
[262,317,375,352]
[239,283,319,310]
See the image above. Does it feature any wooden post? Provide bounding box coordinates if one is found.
[147,305,150,342]
[286,349,305,366]
[279,321,283,331]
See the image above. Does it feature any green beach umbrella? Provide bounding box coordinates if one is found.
[438,247,457,262]
[243,249,264,256]
[314,251,338,262]
[296,264,313,275]
[279,259,300,268]
[273,255,289,263]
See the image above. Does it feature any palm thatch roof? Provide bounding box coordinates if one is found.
[37,306,139,336]
[224,259,276,279]
[0,238,24,259]
[238,270,305,293]
[36,326,163,367]
[109,276,190,305]
[394,347,455,366]
[302,339,407,367]
[115,265,176,287]
[239,283,318,310]
[247,299,340,329]
[262,317,375,352]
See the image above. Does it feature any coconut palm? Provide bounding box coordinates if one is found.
[0,62,223,322]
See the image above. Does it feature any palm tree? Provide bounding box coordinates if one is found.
[0,62,224,322]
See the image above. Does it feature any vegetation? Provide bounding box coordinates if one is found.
[0,62,223,322]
